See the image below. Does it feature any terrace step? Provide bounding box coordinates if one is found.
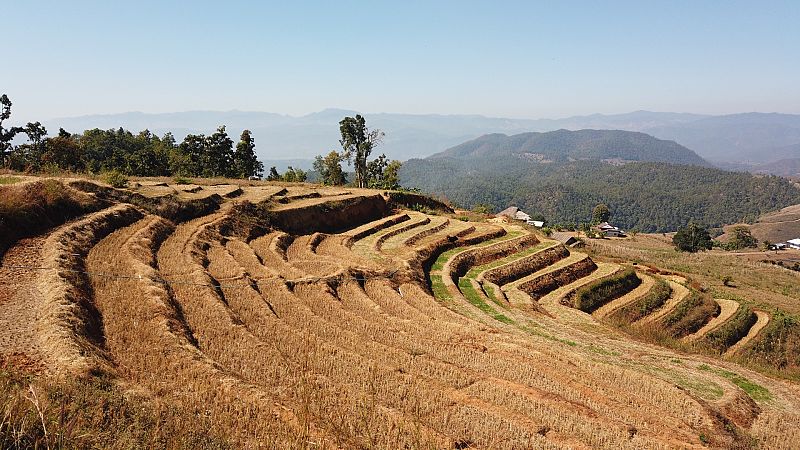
[635,278,690,326]
[683,299,740,342]
[724,310,771,356]
[593,272,656,319]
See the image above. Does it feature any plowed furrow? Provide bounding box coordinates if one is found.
[535,262,622,309]
[340,212,409,248]
[248,232,305,279]
[483,243,567,287]
[86,215,302,445]
[36,204,143,375]
[182,226,450,444]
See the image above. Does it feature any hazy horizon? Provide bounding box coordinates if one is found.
[6,1,799,123]
[39,108,800,123]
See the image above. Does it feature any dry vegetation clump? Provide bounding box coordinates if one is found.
[483,245,569,286]
[704,305,758,353]
[660,292,721,338]
[0,180,103,257]
[738,312,800,378]
[36,204,143,375]
[0,369,232,450]
[610,278,673,322]
[570,269,642,313]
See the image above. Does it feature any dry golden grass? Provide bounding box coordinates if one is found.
[3,176,800,448]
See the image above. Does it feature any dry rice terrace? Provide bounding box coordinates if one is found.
[1,175,800,449]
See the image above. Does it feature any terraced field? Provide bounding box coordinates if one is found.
[2,178,800,448]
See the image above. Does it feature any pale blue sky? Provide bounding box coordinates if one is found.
[5,0,799,122]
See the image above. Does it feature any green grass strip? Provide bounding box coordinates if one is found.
[458,278,513,324]
[0,176,21,185]
[430,275,452,301]
[698,364,771,402]
[430,231,522,272]
[464,241,555,279]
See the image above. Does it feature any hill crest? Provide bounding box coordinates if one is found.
[429,129,709,166]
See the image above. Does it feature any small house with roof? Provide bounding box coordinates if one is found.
[595,222,626,238]
[497,206,543,227]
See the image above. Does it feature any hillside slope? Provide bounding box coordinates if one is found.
[401,132,800,232]
[430,129,709,166]
[2,177,800,448]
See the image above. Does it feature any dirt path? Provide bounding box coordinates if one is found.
[725,310,771,356]
[684,299,740,342]
[0,236,46,364]
[636,279,689,325]
[593,273,655,319]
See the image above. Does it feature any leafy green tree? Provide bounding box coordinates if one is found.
[472,203,493,214]
[22,122,48,169]
[313,150,347,186]
[383,159,402,189]
[592,203,610,224]
[178,133,206,176]
[233,129,263,178]
[204,126,234,177]
[673,222,713,252]
[42,131,83,172]
[339,115,384,188]
[266,166,280,181]
[281,166,307,183]
[727,225,758,250]
[0,94,24,168]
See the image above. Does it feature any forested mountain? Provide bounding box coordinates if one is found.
[430,129,708,166]
[400,131,800,232]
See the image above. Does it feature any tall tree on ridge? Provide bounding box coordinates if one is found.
[0,94,24,168]
[233,129,263,178]
[339,114,384,188]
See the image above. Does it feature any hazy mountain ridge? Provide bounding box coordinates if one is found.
[46,109,800,171]
[429,129,708,166]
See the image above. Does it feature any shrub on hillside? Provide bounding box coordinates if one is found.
[0,180,102,257]
[103,170,128,188]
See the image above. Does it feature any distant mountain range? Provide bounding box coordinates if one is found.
[46,109,800,173]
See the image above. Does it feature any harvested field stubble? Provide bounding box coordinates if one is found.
[37,204,143,375]
[2,179,800,448]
